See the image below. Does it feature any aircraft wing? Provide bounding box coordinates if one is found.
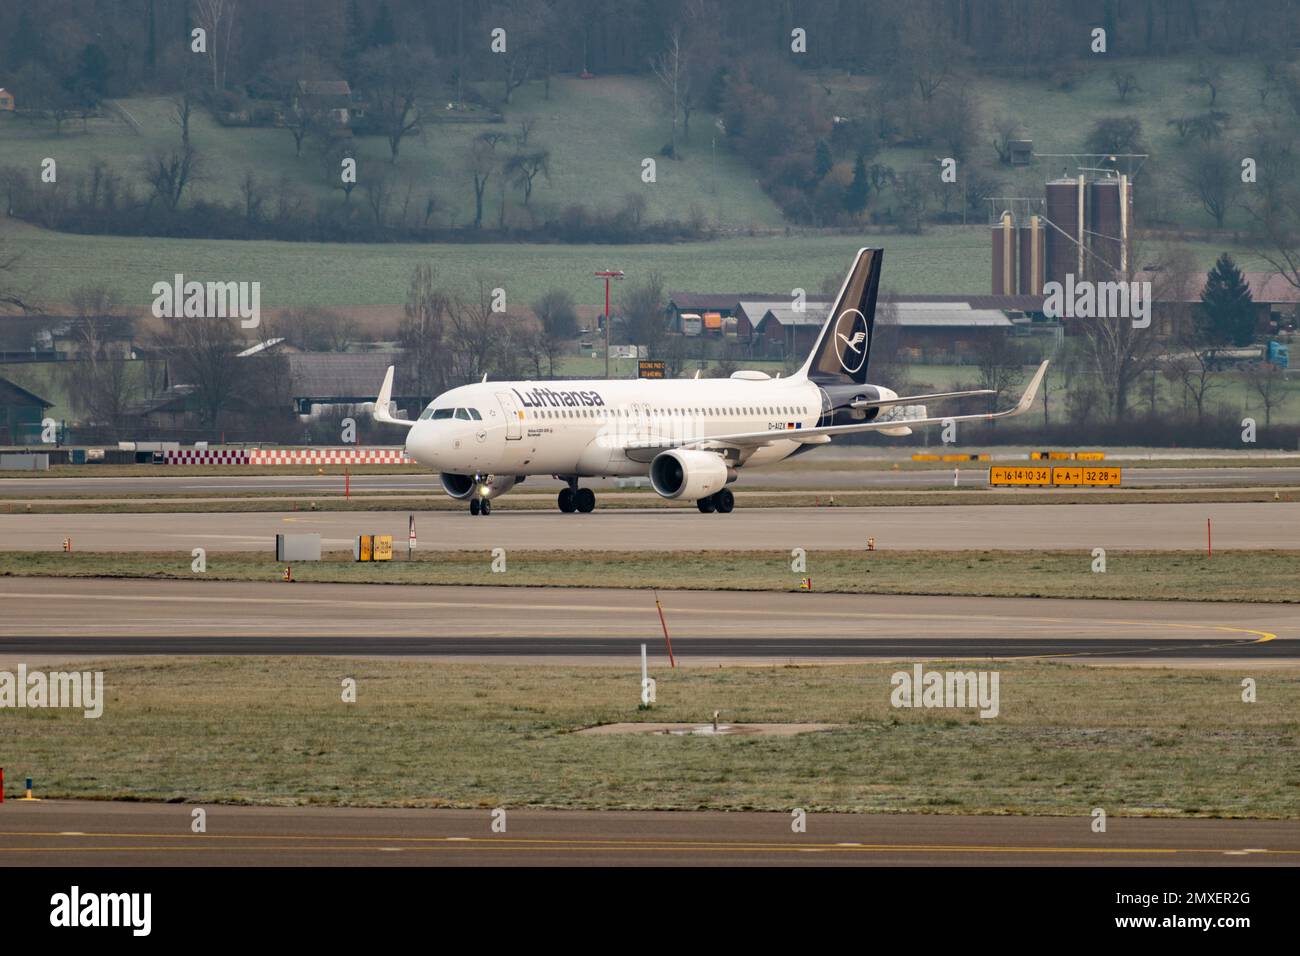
[623,361,1048,453]
[372,366,418,427]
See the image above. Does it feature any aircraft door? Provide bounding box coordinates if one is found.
[496,391,523,439]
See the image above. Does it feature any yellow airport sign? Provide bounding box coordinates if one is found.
[990,466,1052,486]
[1079,467,1121,486]
[992,466,1121,487]
[356,534,395,561]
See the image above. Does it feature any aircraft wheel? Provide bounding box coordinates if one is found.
[697,497,716,513]
[481,498,492,516]
[469,498,481,516]
[558,488,577,513]
[575,488,596,513]
[714,488,735,513]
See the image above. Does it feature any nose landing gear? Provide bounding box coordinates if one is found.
[469,476,492,516]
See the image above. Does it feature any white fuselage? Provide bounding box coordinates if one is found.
[402,376,829,480]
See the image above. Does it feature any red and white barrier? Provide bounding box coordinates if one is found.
[165,450,251,464]
[250,448,412,465]
[165,448,411,466]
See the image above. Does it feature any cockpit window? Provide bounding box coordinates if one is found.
[431,408,455,420]
[467,408,482,420]
[418,407,435,420]
[454,408,471,420]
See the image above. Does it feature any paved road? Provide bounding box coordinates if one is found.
[3,800,1295,866]
[0,580,1291,663]
[3,466,1299,496]
[2,501,1297,551]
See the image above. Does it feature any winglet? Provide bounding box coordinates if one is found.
[1014,360,1049,415]
[372,365,417,426]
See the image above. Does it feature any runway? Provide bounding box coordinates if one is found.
[2,465,1299,496]
[2,501,1297,551]
[0,579,1292,661]
[4,800,1296,866]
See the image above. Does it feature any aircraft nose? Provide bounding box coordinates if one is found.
[404,421,440,466]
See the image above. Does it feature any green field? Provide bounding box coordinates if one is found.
[3,548,1296,603]
[8,657,1298,816]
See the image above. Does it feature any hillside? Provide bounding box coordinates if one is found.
[0,76,785,233]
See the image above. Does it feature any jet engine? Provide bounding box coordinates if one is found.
[649,449,729,500]
[440,473,520,500]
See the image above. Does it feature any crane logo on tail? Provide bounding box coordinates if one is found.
[834,308,869,375]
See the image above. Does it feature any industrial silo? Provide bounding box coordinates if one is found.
[1088,179,1121,278]
[990,212,1016,295]
[1017,215,1045,295]
[1044,178,1083,288]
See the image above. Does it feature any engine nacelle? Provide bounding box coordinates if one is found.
[440,473,520,500]
[649,449,729,500]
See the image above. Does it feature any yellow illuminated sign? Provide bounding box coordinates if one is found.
[1080,467,1121,486]
[990,466,1052,486]
[374,535,393,561]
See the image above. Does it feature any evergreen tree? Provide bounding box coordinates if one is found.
[844,153,870,213]
[813,139,833,181]
[74,44,110,103]
[1198,253,1256,349]
[8,10,45,69]
[369,1,398,49]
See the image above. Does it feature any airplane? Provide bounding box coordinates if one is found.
[372,248,1048,515]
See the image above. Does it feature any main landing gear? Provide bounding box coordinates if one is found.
[696,488,735,514]
[557,478,596,513]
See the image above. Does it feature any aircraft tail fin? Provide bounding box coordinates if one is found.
[796,247,882,386]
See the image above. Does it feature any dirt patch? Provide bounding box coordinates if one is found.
[577,722,841,737]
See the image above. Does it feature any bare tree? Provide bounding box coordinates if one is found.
[60,285,136,432]
[140,145,204,211]
[0,235,36,314]
[505,148,550,205]
[1181,143,1237,227]
[1191,59,1224,105]
[651,25,688,157]
[149,315,243,426]
[193,0,239,91]
[991,115,1020,165]
[1161,330,1221,425]
[239,169,267,223]
[364,173,395,227]
[1076,241,1195,421]
[399,264,452,401]
[445,279,505,383]
[357,44,436,162]
[1246,177,1300,294]
[171,89,194,146]
[467,131,509,229]
[1110,69,1139,102]
[1244,360,1290,426]
[492,0,542,104]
